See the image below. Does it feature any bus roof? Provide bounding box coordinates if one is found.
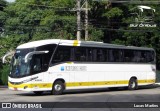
[17,39,61,49]
[17,39,154,51]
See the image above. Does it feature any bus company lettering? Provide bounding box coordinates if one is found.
[11,103,42,108]
[62,66,87,71]
[129,23,157,28]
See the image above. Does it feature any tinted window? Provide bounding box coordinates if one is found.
[74,47,87,61]
[146,51,155,63]
[86,48,92,62]
[51,45,155,64]
[31,55,42,74]
[52,46,73,64]
[30,44,56,74]
[31,53,51,74]
[97,49,105,62]
[124,50,132,62]
[74,47,106,62]
[108,49,123,62]
[124,50,155,63]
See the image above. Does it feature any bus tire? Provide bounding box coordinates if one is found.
[33,91,43,95]
[51,81,64,95]
[128,78,138,90]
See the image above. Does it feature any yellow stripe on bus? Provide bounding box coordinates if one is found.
[138,79,155,83]
[8,79,155,89]
[66,79,155,87]
[8,82,52,89]
[73,40,79,46]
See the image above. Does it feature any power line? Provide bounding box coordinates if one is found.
[94,27,156,32]
[16,2,71,8]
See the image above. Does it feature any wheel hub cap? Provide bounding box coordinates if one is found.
[55,84,62,91]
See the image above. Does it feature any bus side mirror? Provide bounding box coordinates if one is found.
[2,51,15,63]
[25,51,49,63]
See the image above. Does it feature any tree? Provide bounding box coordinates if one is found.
[4,0,76,42]
[0,0,9,85]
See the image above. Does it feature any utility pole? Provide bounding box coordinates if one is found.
[85,0,89,41]
[76,0,89,41]
[77,0,81,40]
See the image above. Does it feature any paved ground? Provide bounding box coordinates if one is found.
[0,85,160,111]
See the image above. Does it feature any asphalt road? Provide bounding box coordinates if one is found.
[0,85,160,111]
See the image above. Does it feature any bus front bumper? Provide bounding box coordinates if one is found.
[8,82,52,91]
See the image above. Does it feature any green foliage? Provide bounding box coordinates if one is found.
[103,7,123,19]
[0,65,9,85]
[4,0,76,41]
[88,26,104,41]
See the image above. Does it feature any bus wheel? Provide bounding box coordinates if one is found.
[128,78,138,90]
[51,81,64,95]
[33,91,43,95]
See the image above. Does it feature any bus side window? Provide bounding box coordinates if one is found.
[97,49,105,62]
[92,49,97,62]
[36,44,56,71]
[31,55,42,74]
[146,51,155,63]
[140,51,146,62]
[52,46,71,63]
[74,47,86,62]
[92,48,105,62]
[53,50,63,62]
[86,48,92,62]
[108,50,114,62]
[151,51,155,62]
[74,47,101,62]
[124,50,134,62]
[70,48,75,61]
[111,49,123,62]
[132,51,141,62]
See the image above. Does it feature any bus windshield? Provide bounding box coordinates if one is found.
[10,48,34,77]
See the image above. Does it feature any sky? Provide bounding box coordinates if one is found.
[5,0,15,2]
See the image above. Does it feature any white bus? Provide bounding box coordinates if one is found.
[8,39,156,95]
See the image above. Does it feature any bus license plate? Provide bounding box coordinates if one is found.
[14,87,17,91]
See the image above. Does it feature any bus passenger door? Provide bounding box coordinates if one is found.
[30,54,47,90]
[31,53,54,90]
